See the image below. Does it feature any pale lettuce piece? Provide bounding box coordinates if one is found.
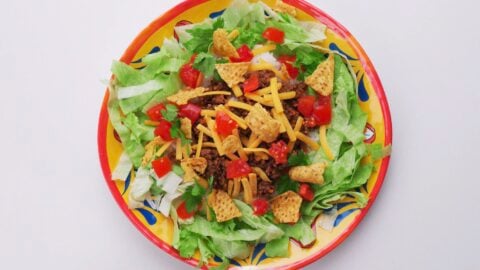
[158,191,182,217]
[141,73,181,113]
[251,51,281,70]
[300,21,327,43]
[211,238,250,259]
[316,206,338,232]
[111,60,149,86]
[123,113,155,142]
[222,0,265,29]
[234,200,284,242]
[184,217,265,241]
[160,172,183,194]
[128,168,153,209]
[117,79,164,99]
[107,97,145,167]
[111,152,132,181]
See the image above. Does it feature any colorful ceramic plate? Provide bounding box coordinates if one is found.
[98,0,392,269]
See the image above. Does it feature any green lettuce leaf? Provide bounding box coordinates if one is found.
[177,230,199,258]
[279,218,316,246]
[234,200,284,242]
[184,216,265,242]
[211,238,250,259]
[265,236,289,258]
[183,18,224,53]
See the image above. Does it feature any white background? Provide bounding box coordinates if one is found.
[1,0,479,269]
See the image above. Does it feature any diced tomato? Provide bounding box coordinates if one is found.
[269,140,288,164]
[215,111,237,136]
[230,45,254,63]
[304,117,318,128]
[297,96,315,117]
[176,201,196,219]
[179,103,201,123]
[312,95,332,125]
[154,120,173,141]
[252,198,269,216]
[242,73,259,93]
[152,157,172,178]
[226,159,252,179]
[262,27,285,43]
[278,55,299,79]
[146,103,166,121]
[179,55,201,88]
[299,184,314,201]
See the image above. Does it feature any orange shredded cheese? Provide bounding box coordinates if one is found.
[216,106,248,129]
[288,117,304,152]
[201,110,216,117]
[320,125,334,160]
[155,141,173,157]
[144,120,160,126]
[175,139,182,160]
[205,116,225,156]
[269,77,283,113]
[252,167,271,182]
[195,131,204,158]
[196,124,213,137]
[232,85,243,97]
[252,44,277,56]
[295,131,320,150]
[227,100,253,111]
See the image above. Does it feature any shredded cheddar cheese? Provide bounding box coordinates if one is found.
[201,110,217,117]
[254,85,272,95]
[196,124,213,137]
[205,116,225,156]
[192,142,217,149]
[227,180,234,196]
[232,178,241,197]
[269,77,283,113]
[288,117,304,152]
[244,93,274,106]
[241,177,253,203]
[264,91,297,101]
[144,120,160,126]
[232,85,243,97]
[232,129,248,160]
[252,167,271,182]
[226,153,240,160]
[216,106,248,129]
[295,131,320,150]
[320,125,335,160]
[195,131,204,158]
[271,109,286,133]
[248,137,263,148]
[199,91,232,97]
[252,44,277,56]
[227,100,253,111]
[175,139,182,160]
[243,148,271,155]
[248,173,257,197]
[154,141,173,157]
[249,60,287,81]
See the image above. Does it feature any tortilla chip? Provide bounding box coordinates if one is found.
[213,29,240,58]
[180,117,192,139]
[141,137,164,167]
[209,190,242,222]
[222,134,242,154]
[215,62,250,88]
[181,157,207,182]
[167,87,207,105]
[245,103,281,143]
[305,54,334,96]
[289,162,326,184]
[271,191,302,224]
[274,0,297,17]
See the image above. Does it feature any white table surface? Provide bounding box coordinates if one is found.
[1,0,479,269]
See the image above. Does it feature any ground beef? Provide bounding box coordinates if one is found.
[258,180,275,197]
[243,70,275,89]
[190,95,227,109]
[199,149,228,191]
[279,80,308,96]
[248,156,288,180]
[210,80,229,91]
[283,101,300,126]
[164,146,177,161]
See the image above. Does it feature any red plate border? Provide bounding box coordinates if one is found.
[97,1,392,269]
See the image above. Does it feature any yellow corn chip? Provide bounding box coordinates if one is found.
[222,134,242,154]
[215,62,250,88]
[180,117,192,139]
[305,54,334,96]
[209,190,242,222]
[274,0,297,17]
[167,87,207,105]
[141,137,164,166]
[288,162,326,184]
[181,157,207,182]
[245,103,281,143]
[213,29,240,58]
[271,191,302,224]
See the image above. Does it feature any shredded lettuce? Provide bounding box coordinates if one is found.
[265,236,289,258]
[111,152,132,181]
[212,238,250,259]
[184,217,265,241]
[235,200,284,242]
